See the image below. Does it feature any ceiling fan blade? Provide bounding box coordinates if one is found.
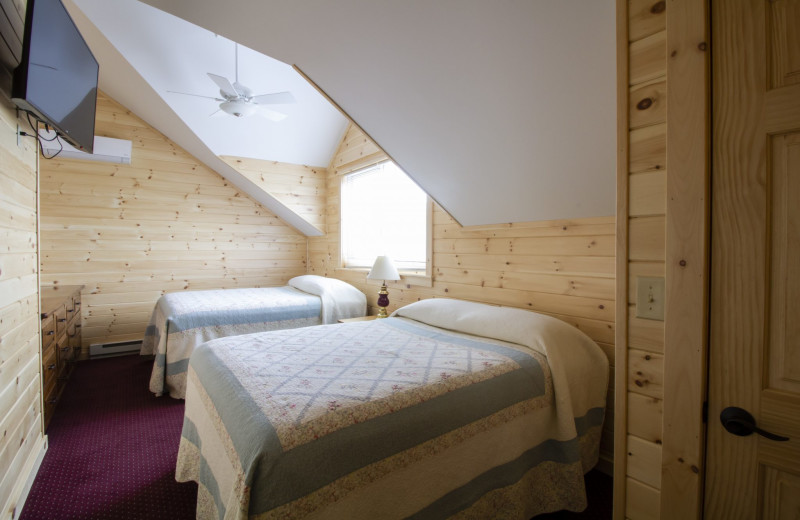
[209,109,224,117]
[167,90,224,102]
[252,91,296,105]
[257,107,288,122]
[207,73,240,98]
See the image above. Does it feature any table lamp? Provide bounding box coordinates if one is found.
[367,256,401,318]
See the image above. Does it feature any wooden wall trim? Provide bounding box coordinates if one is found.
[660,0,710,517]
[614,0,631,517]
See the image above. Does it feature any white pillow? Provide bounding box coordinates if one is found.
[288,275,367,323]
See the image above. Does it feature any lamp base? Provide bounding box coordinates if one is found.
[376,284,390,318]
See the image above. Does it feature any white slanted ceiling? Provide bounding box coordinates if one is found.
[139,0,617,226]
[63,0,348,236]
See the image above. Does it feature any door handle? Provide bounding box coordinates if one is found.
[720,406,789,442]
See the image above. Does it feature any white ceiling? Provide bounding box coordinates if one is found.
[72,0,348,167]
[137,0,617,226]
[66,0,616,231]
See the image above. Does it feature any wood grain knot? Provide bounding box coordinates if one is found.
[650,0,666,14]
[691,465,700,474]
[697,42,707,51]
[637,98,654,111]
[635,380,644,387]
[645,355,651,360]
[679,259,687,267]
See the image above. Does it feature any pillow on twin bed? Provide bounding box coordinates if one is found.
[288,275,367,323]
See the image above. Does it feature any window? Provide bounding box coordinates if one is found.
[341,161,430,273]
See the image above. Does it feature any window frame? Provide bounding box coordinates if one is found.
[336,159,433,287]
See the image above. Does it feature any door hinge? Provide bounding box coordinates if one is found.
[702,401,709,423]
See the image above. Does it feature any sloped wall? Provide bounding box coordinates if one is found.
[309,124,617,468]
[39,92,309,351]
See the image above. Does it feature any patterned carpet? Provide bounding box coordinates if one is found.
[20,355,197,520]
[20,354,612,519]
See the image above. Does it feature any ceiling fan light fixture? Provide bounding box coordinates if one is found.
[220,99,257,118]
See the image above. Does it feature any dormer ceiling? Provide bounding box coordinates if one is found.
[69,0,617,230]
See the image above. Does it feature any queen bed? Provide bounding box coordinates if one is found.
[140,275,366,399]
[176,298,609,519]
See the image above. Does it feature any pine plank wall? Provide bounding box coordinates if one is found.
[616,0,710,518]
[0,98,45,516]
[309,124,617,469]
[618,1,668,516]
[38,92,310,353]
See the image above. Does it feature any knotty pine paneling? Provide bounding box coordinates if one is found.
[309,123,616,468]
[39,92,308,352]
[616,0,669,517]
[219,155,327,234]
[0,96,46,518]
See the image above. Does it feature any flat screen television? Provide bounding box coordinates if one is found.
[12,0,98,153]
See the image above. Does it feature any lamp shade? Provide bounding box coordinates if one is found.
[367,256,400,281]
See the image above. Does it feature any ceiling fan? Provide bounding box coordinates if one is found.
[168,43,296,120]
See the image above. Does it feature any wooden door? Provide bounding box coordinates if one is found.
[706,0,800,518]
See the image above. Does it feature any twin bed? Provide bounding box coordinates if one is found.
[140,275,367,399]
[165,297,609,519]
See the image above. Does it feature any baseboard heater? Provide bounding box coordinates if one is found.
[89,340,142,358]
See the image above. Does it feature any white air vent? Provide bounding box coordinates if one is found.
[39,130,132,164]
[89,340,142,358]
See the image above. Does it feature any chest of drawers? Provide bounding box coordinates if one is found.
[40,285,83,430]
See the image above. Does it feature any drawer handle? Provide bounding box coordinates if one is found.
[47,364,56,370]
[75,301,81,305]
[61,346,70,353]
[67,309,74,313]
[47,331,55,336]
[58,318,67,323]
[75,325,82,329]
[41,313,48,319]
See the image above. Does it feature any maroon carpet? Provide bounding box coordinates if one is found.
[20,355,197,520]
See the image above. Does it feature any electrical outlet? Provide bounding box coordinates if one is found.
[636,276,665,321]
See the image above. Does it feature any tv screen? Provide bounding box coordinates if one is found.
[12,0,98,153]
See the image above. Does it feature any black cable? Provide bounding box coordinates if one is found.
[21,109,64,159]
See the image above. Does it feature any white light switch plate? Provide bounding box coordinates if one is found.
[636,276,665,321]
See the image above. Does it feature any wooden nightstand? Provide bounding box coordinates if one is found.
[338,315,379,324]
